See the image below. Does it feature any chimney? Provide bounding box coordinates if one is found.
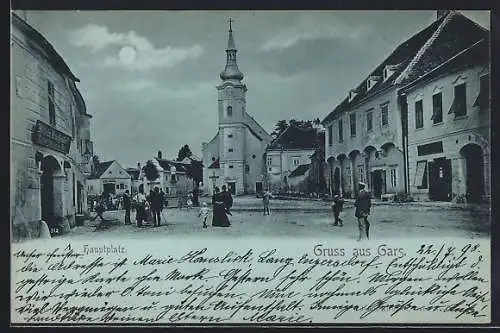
[158,150,162,159]
[437,10,451,20]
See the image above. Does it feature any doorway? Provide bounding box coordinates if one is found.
[371,169,387,198]
[460,144,485,203]
[40,156,61,231]
[77,181,83,214]
[255,182,263,193]
[228,182,236,195]
[333,167,340,194]
[103,183,116,196]
[429,157,452,201]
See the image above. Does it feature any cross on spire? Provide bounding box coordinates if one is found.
[228,17,234,31]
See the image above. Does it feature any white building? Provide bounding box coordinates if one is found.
[11,12,93,238]
[87,160,132,197]
[202,21,273,195]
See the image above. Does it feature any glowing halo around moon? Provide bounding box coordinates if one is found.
[118,46,137,65]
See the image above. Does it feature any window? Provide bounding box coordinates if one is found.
[116,184,120,189]
[474,74,490,109]
[381,104,388,126]
[432,93,443,124]
[228,134,233,138]
[366,111,373,131]
[48,81,56,125]
[358,166,364,183]
[415,100,423,129]
[227,106,233,117]
[293,157,300,166]
[450,83,467,117]
[350,113,356,137]
[338,119,343,142]
[228,148,233,152]
[267,157,272,166]
[345,166,351,185]
[245,165,250,174]
[414,161,428,189]
[328,125,333,145]
[229,165,234,169]
[120,183,125,189]
[15,76,22,97]
[252,154,256,159]
[390,168,397,187]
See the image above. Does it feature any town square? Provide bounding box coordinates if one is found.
[10,10,491,241]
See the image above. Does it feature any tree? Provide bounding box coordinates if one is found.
[271,120,289,138]
[177,144,192,161]
[143,160,159,182]
[186,160,203,185]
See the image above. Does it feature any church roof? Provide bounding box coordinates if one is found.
[208,158,220,169]
[289,164,311,178]
[268,127,323,150]
[321,11,487,125]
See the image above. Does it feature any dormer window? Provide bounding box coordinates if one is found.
[348,89,358,103]
[227,106,233,117]
[367,76,381,91]
[383,65,397,81]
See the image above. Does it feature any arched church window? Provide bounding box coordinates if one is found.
[227,106,233,117]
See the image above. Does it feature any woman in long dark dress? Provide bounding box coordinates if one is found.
[212,187,230,227]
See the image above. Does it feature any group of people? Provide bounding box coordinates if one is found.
[124,187,166,227]
[331,181,372,241]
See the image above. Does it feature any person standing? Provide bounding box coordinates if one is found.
[212,187,230,227]
[332,193,344,226]
[151,187,162,227]
[221,185,233,217]
[123,190,132,225]
[263,190,272,215]
[134,189,147,228]
[192,184,200,207]
[198,202,210,228]
[159,188,166,222]
[354,182,372,240]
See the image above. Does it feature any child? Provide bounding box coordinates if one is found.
[198,202,210,228]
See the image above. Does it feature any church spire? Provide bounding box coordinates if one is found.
[220,18,244,81]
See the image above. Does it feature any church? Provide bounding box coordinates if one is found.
[202,20,273,195]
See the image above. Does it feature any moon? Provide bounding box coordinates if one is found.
[118,46,137,65]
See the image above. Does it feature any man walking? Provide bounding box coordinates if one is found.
[354,182,372,240]
[263,190,272,215]
[332,193,344,226]
[123,190,132,225]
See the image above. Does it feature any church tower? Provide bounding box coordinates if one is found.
[216,19,248,195]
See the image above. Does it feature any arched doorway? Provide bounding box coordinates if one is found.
[460,143,485,203]
[334,167,341,194]
[40,155,62,229]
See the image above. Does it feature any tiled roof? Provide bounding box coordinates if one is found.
[320,12,489,125]
[268,127,324,150]
[208,158,220,169]
[289,164,311,178]
[400,14,488,85]
[89,161,114,179]
[401,37,489,91]
[155,158,188,173]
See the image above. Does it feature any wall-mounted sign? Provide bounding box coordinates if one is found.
[32,120,71,154]
[417,141,443,156]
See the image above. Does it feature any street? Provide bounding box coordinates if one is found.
[64,196,490,240]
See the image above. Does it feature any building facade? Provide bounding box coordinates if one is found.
[87,160,132,197]
[265,126,324,193]
[402,39,490,202]
[322,11,489,201]
[202,21,273,196]
[11,12,93,238]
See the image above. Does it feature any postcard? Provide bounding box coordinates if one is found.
[10,9,491,326]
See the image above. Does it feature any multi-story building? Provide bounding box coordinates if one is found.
[202,21,273,196]
[265,126,324,193]
[401,38,490,202]
[11,12,93,238]
[322,11,489,202]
